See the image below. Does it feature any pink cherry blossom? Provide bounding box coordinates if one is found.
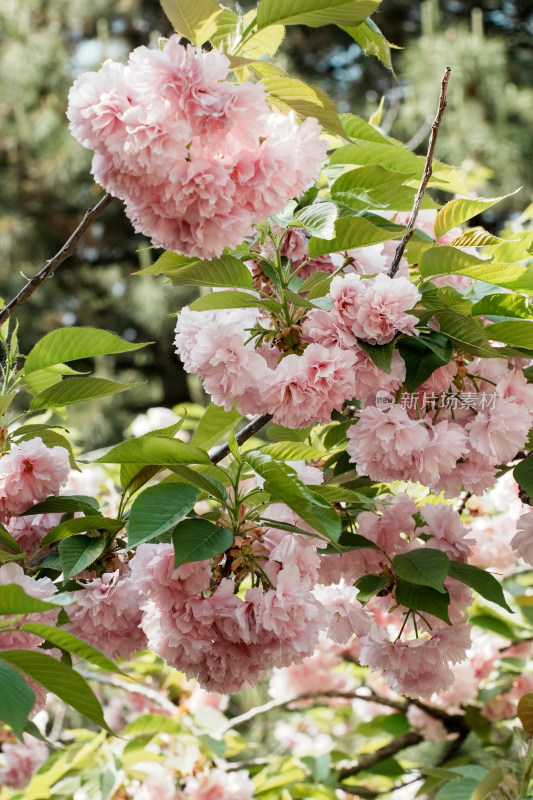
[178,769,254,800]
[0,733,48,789]
[66,571,147,660]
[0,438,70,520]
[329,272,420,345]
[418,503,474,562]
[511,512,533,565]
[68,38,326,259]
[466,397,532,464]
[359,622,471,699]
[132,776,180,800]
[346,406,430,483]
[262,343,357,428]
[0,562,58,651]
[6,513,62,555]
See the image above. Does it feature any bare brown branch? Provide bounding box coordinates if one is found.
[338,731,423,780]
[0,193,114,326]
[209,413,272,464]
[388,67,451,278]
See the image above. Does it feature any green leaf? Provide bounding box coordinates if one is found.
[398,334,452,392]
[0,649,111,731]
[392,548,450,593]
[518,694,533,735]
[433,310,498,359]
[167,465,227,500]
[59,535,106,580]
[0,584,68,615]
[160,0,224,45]
[260,442,327,461]
[0,524,21,554]
[172,518,233,568]
[251,64,345,136]
[342,18,395,70]
[123,713,184,736]
[484,320,533,349]
[0,660,35,739]
[355,574,389,603]
[338,530,381,549]
[30,377,142,410]
[308,216,402,257]
[137,252,254,290]
[245,450,341,541]
[232,10,285,58]
[42,516,122,547]
[447,561,512,613]
[19,624,123,675]
[471,767,504,800]
[469,613,516,640]
[332,165,411,196]
[357,340,396,374]
[127,483,199,548]
[419,246,533,294]
[191,403,242,450]
[24,327,148,375]
[95,436,211,466]
[395,580,451,624]
[256,0,379,29]
[23,363,86,396]
[189,290,280,314]
[292,202,338,239]
[267,423,313,443]
[434,191,520,240]
[514,458,533,500]
[340,113,397,146]
[472,293,532,320]
[121,464,162,500]
[330,141,423,176]
[24,495,100,516]
[448,228,505,248]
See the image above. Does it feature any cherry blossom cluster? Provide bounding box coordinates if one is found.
[67,36,326,258]
[174,270,419,427]
[347,356,533,496]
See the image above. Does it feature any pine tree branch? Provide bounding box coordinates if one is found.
[388,67,451,278]
[0,193,114,326]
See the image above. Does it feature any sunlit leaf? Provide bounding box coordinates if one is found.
[160,0,224,45]
[24,327,148,375]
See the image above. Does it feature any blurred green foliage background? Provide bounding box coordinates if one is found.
[1,0,532,448]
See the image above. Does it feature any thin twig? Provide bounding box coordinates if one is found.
[454,491,472,515]
[76,668,179,715]
[338,731,423,780]
[0,194,114,326]
[209,413,272,464]
[388,67,451,278]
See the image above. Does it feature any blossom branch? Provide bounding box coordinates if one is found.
[209,413,273,464]
[337,730,423,780]
[387,66,451,278]
[0,193,114,326]
[76,668,179,715]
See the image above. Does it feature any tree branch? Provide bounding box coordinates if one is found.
[388,67,451,278]
[338,731,423,780]
[209,413,272,464]
[77,668,179,715]
[0,193,114,326]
